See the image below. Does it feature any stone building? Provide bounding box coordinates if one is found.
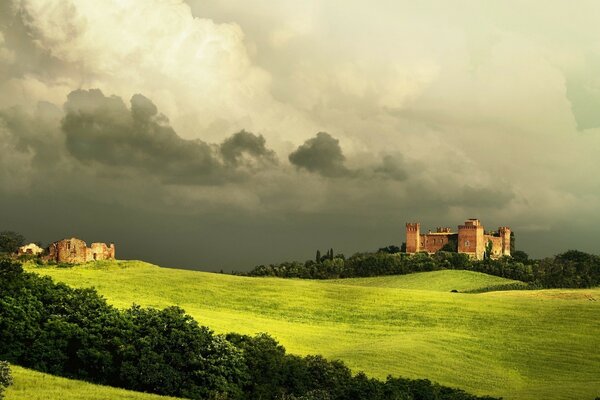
[406,219,511,260]
[44,237,116,263]
[18,243,44,256]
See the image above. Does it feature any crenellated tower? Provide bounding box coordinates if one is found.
[498,227,511,256]
[405,222,421,253]
[457,218,485,259]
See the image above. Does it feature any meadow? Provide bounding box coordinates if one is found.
[5,365,180,400]
[23,261,600,400]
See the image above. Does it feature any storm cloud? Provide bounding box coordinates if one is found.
[1,0,600,269]
[62,89,277,185]
[289,132,350,177]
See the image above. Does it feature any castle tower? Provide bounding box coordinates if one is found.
[458,219,485,259]
[406,222,421,253]
[498,227,511,256]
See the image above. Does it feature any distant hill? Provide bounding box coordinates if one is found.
[24,260,600,400]
[328,270,525,292]
[5,365,180,400]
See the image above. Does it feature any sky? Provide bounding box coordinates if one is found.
[1,0,599,271]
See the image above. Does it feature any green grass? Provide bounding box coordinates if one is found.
[327,269,526,292]
[24,260,600,400]
[5,365,180,400]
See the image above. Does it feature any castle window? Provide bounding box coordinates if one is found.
[465,240,470,246]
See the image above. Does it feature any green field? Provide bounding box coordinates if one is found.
[5,365,180,400]
[23,261,600,400]
[327,269,526,291]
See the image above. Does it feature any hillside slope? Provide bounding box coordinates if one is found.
[25,261,600,400]
[5,365,180,400]
[329,269,525,291]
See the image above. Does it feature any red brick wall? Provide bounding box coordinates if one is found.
[458,225,484,259]
[405,223,421,253]
[421,233,455,253]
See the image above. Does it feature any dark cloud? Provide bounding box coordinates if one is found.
[0,101,64,167]
[373,155,408,181]
[62,89,277,185]
[288,132,350,177]
[221,129,277,167]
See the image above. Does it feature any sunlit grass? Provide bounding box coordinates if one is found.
[5,365,180,400]
[24,260,600,400]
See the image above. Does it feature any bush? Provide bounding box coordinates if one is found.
[0,361,13,400]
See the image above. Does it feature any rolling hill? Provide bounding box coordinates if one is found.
[23,261,600,400]
[327,269,526,291]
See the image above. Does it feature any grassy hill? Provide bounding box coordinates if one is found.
[5,365,180,400]
[327,269,526,291]
[24,261,600,400]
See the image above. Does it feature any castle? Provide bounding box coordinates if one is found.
[43,237,116,263]
[406,219,511,260]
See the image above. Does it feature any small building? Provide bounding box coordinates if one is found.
[406,219,511,260]
[44,237,116,263]
[18,243,44,256]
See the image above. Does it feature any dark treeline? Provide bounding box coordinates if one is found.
[0,259,497,400]
[246,250,600,289]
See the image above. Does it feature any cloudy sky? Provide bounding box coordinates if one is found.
[1,0,599,270]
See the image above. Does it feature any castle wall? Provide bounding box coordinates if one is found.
[484,235,503,258]
[420,233,456,253]
[499,227,511,256]
[405,223,421,253]
[458,219,485,259]
[405,219,511,260]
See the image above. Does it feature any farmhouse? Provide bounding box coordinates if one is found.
[44,237,116,263]
[406,218,511,260]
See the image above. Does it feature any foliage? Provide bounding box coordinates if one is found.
[439,237,457,252]
[246,249,600,289]
[0,258,498,400]
[24,260,600,400]
[0,231,25,254]
[377,245,401,254]
[0,361,12,400]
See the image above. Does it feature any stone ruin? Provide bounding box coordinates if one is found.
[17,243,44,256]
[43,237,116,263]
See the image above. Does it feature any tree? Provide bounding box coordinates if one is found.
[377,245,400,254]
[440,238,458,252]
[0,361,13,400]
[510,231,515,254]
[315,250,321,263]
[484,240,493,260]
[512,250,529,263]
[0,231,25,254]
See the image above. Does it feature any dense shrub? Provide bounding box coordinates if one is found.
[0,258,498,400]
[0,361,12,400]
[246,249,600,289]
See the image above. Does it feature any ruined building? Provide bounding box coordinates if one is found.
[405,219,511,260]
[44,237,116,263]
[18,243,44,256]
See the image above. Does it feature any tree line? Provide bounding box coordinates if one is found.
[245,249,600,289]
[0,258,498,400]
